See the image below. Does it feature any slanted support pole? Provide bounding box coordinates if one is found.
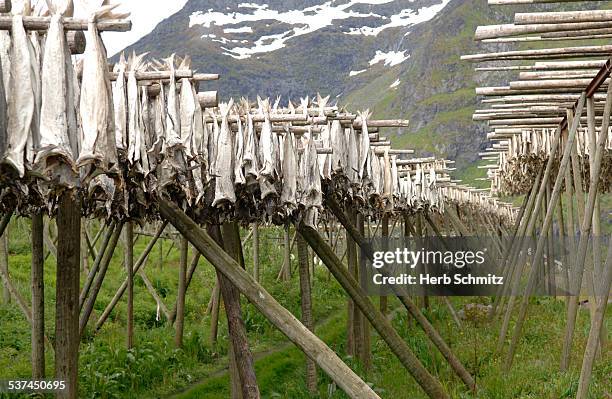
[125,222,134,349]
[80,223,124,337]
[55,191,81,399]
[505,92,587,371]
[325,197,476,392]
[94,221,168,332]
[576,235,612,399]
[156,198,380,399]
[253,222,260,282]
[297,222,451,399]
[175,237,188,348]
[31,211,45,378]
[0,211,12,305]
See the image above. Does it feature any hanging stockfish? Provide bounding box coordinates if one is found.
[330,119,347,176]
[233,109,245,186]
[112,53,128,152]
[257,97,278,201]
[36,0,80,191]
[78,1,121,173]
[190,83,206,202]
[25,1,42,173]
[2,5,38,178]
[126,53,148,172]
[346,125,359,186]
[177,56,204,202]
[242,103,259,187]
[212,100,236,207]
[317,94,332,180]
[382,150,393,211]
[298,128,322,227]
[159,55,188,194]
[280,128,297,215]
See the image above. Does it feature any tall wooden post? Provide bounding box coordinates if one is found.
[125,221,134,349]
[31,211,45,378]
[297,232,317,392]
[0,219,9,304]
[221,222,260,399]
[380,213,389,315]
[55,191,81,399]
[357,213,371,371]
[347,208,362,361]
[175,237,188,348]
[253,222,260,282]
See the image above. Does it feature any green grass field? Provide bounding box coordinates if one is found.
[0,218,610,398]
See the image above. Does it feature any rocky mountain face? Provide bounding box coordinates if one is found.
[118,0,517,173]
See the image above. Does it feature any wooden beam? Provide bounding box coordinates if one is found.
[157,198,380,399]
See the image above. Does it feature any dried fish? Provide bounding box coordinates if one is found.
[3,11,37,177]
[299,129,322,227]
[212,100,236,207]
[78,1,119,171]
[280,129,297,214]
[36,0,79,187]
[113,53,128,151]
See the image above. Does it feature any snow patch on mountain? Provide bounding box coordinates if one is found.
[346,0,452,36]
[369,50,410,67]
[349,69,367,77]
[189,0,450,59]
[390,79,401,88]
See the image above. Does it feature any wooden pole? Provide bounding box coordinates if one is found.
[297,232,317,392]
[0,223,9,304]
[175,237,188,348]
[80,223,124,337]
[94,221,168,332]
[325,198,476,391]
[297,222,450,399]
[561,85,612,372]
[347,208,363,363]
[505,93,587,371]
[221,222,260,399]
[79,223,117,311]
[357,213,372,371]
[55,191,81,399]
[253,222,260,282]
[31,211,45,378]
[125,222,134,349]
[380,214,389,315]
[576,235,612,399]
[157,198,380,399]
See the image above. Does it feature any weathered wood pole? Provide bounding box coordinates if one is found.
[347,208,363,361]
[31,211,45,378]
[94,221,168,332]
[380,214,389,315]
[297,222,450,399]
[221,222,260,399]
[175,237,188,348]
[576,235,612,399]
[297,232,317,392]
[253,222,260,282]
[505,92,587,371]
[326,198,476,391]
[281,224,291,281]
[562,86,612,372]
[79,223,117,311]
[357,213,372,371]
[125,222,134,349]
[55,191,81,399]
[157,198,380,399]
[0,223,9,304]
[80,222,124,337]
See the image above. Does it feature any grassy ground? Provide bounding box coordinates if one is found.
[0,218,610,398]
